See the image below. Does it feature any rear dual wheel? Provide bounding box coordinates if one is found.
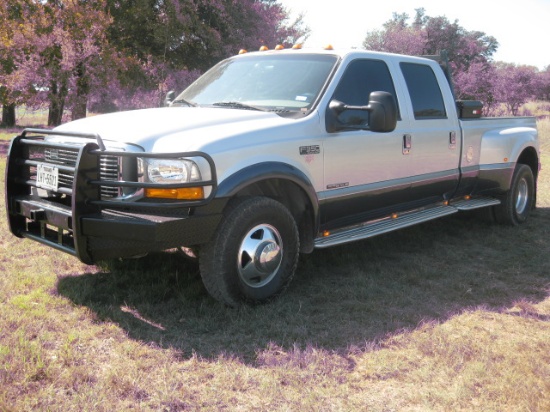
[494,164,535,225]
[199,197,299,306]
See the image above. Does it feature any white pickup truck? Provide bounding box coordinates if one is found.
[5,48,540,306]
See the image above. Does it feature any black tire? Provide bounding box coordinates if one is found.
[199,197,299,306]
[494,164,535,225]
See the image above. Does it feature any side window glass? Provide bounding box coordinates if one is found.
[400,63,446,119]
[331,59,400,126]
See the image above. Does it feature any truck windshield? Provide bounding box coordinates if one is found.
[175,53,338,113]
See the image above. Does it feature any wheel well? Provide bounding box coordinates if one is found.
[517,147,539,180]
[517,147,539,208]
[232,179,316,253]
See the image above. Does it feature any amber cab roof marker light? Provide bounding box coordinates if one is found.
[236,44,338,56]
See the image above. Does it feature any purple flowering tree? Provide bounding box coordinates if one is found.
[363,9,550,115]
[363,9,503,113]
[1,0,117,125]
[1,0,309,126]
[493,63,540,116]
[103,0,309,108]
[535,66,550,102]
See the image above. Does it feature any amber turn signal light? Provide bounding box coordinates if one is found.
[145,187,204,200]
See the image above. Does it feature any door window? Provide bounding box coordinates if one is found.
[330,59,399,127]
[400,63,446,119]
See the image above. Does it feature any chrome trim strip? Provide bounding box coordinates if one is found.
[478,162,515,171]
[319,169,460,202]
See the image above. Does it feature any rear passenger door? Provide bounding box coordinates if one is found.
[398,62,461,203]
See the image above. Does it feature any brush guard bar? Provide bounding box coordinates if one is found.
[5,129,219,263]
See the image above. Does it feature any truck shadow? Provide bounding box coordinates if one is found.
[57,207,550,364]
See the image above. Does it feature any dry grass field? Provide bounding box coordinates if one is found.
[0,107,549,411]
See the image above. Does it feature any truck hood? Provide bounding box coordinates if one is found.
[54,106,293,152]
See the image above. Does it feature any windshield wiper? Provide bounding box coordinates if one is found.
[172,98,198,107]
[212,101,266,111]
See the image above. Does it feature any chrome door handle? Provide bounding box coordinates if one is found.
[403,134,411,155]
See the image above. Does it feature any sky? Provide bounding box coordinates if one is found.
[278,0,550,70]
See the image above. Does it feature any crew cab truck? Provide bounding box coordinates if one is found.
[5,48,540,306]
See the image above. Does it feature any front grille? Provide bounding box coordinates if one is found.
[41,146,122,199]
[45,147,79,191]
[99,155,120,198]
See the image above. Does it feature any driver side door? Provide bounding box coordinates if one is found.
[320,58,414,229]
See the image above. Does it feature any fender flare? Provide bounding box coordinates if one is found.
[216,161,320,226]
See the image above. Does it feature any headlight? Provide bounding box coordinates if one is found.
[146,159,201,184]
[140,158,206,200]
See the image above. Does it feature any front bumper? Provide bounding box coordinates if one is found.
[9,195,222,262]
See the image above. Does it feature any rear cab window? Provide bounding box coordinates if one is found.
[400,62,446,119]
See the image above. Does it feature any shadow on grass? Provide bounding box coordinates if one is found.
[57,208,550,363]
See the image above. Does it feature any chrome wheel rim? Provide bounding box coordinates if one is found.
[237,224,283,288]
[515,177,529,215]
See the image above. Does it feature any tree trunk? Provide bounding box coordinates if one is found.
[71,63,89,121]
[2,104,16,127]
[48,80,68,126]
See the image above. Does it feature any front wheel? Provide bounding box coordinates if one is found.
[494,164,535,225]
[199,197,299,306]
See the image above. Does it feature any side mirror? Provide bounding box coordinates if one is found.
[164,90,176,107]
[367,91,397,132]
[327,91,397,133]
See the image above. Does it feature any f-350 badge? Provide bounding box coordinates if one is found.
[299,145,320,155]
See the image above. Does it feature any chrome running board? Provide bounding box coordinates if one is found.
[450,197,501,210]
[314,197,500,249]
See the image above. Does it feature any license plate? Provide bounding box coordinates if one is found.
[36,164,59,192]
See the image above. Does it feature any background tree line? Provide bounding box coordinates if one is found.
[0,0,308,126]
[1,4,548,127]
[364,9,550,116]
